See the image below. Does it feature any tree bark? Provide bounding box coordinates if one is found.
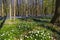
[9,0,12,20]
[2,0,4,17]
[50,0,60,26]
[14,0,16,20]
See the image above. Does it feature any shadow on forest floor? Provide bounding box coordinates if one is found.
[0,16,7,29]
[33,18,50,23]
[32,18,60,36]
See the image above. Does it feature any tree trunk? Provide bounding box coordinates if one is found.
[16,0,19,16]
[9,0,12,20]
[14,0,16,20]
[50,0,60,26]
[2,0,4,17]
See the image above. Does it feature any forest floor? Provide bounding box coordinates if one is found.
[0,17,60,40]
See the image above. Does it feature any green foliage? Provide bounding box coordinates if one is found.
[0,19,53,40]
[24,30,52,40]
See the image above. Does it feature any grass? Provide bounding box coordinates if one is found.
[0,18,58,40]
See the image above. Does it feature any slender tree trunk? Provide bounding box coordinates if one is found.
[51,0,60,26]
[14,0,16,20]
[4,0,7,16]
[51,0,54,15]
[2,0,4,17]
[16,0,19,16]
[9,0,12,20]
